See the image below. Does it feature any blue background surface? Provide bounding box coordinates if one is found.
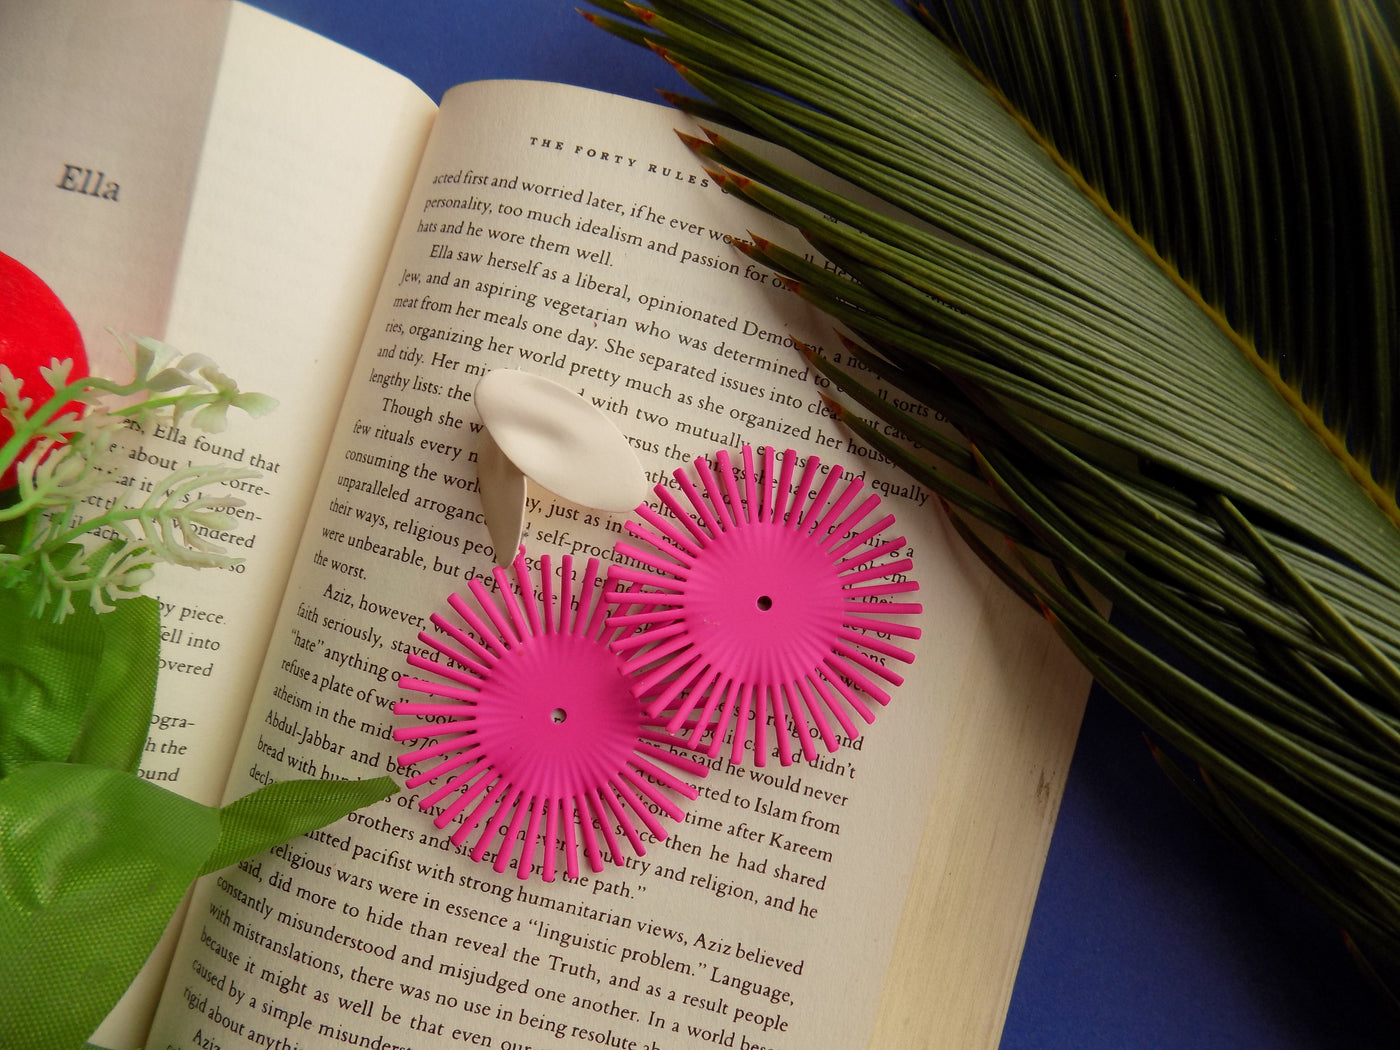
[240,2,1395,1045]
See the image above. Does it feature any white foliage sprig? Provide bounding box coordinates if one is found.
[0,333,277,619]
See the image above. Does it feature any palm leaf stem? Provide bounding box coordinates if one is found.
[1151,742,1400,978]
[1020,550,1400,897]
[587,0,1400,998]
[745,226,1400,694]
[641,12,1400,543]
[981,458,1400,861]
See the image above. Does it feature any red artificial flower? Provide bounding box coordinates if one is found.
[0,251,89,489]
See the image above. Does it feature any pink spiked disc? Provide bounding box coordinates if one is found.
[393,552,707,881]
[607,446,922,767]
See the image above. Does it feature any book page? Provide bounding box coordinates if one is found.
[138,2,437,805]
[1,2,438,1044]
[146,81,1090,1050]
[0,0,438,807]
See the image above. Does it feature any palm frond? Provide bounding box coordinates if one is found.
[589,0,1400,995]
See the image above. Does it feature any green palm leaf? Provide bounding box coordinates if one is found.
[588,0,1400,999]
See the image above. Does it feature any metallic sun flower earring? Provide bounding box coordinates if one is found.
[606,445,922,768]
[393,551,707,881]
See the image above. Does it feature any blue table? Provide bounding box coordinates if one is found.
[241,3,1394,1045]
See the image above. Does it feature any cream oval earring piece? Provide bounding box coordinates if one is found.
[473,369,647,564]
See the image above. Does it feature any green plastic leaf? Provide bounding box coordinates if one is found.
[0,584,105,777]
[0,763,219,1050]
[200,775,399,876]
[66,595,161,772]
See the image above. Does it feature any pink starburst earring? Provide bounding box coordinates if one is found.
[393,551,707,881]
[606,446,922,767]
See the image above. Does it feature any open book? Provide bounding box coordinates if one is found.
[0,3,1091,1048]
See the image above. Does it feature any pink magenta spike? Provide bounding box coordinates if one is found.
[730,683,755,765]
[396,730,475,767]
[630,750,704,801]
[542,800,560,882]
[573,558,600,635]
[753,688,772,767]
[405,753,483,798]
[648,657,711,723]
[497,563,532,641]
[517,796,545,881]
[846,580,922,600]
[559,555,575,629]
[788,454,823,529]
[678,461,723,536]
[475,573,518,646]
[434,607,495,662]
[584,582,615,641]
[539,554,555,634]
[813,481,870,544]
[656,483,709,545]
[828,514,897,562]
[683,459,728,534]
[470,784,519,861]
[614,539,688,577]
[426,614,493,666]
[445,775,507,839]
[571,796,596,875]
[634,738,710,779]
[838,621,917,658]
[637,655,704,714]
[818,664,877,724]
[662,665,722,735]
[844,558,916,586]
[499,562,530,639]
[408,750,484,795]
[601,590,681,610]
[847,597,924,616]
[825,650,893,705]
[393,719,473,743]
[591,787,628,864]
[606,607,686,629]
[714,449,744,522]
[618,767,678,833]
[836,537,907,573]
[620,523,695,569]
[695,455,735,529]
[632,503,702,558]
[514,553,543,637]
[496,789,533,873]
[793,677,836,754]
[759,445,777,522]
[406,651,483,688]
[771,685,795,765]
[772,447,797,523]
[835,639,905,685]
[741,445,758,523]
[395,680,478,704]
[606,564,681,595]
[627,636,699,688]
[607,599,683,624]
[610,619,688,655]
[797,462,842,533]
[608,445,922,766]
[807,673,858,743]
[422,772,478,819]
[394,554,705,880]
[690,676,735,755]
[456,586,509,655]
